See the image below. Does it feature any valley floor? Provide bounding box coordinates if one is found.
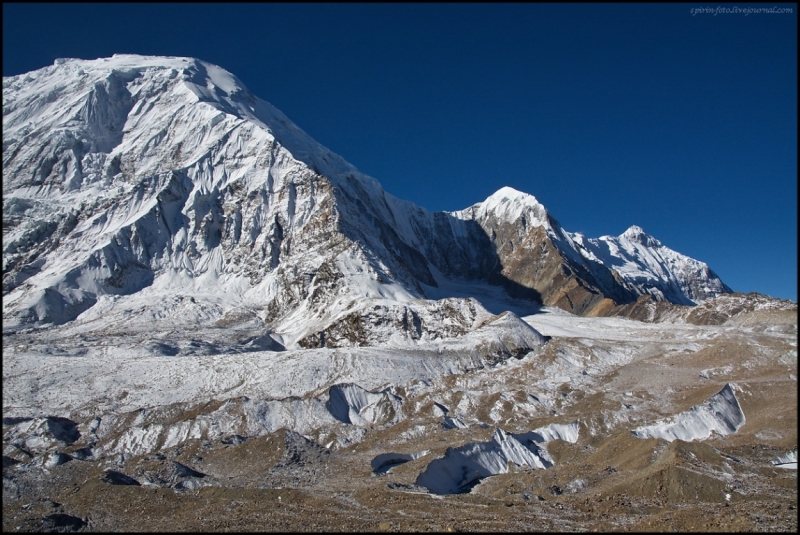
[3,307,797,532]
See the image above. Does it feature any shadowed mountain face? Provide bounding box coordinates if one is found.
[3,55,731,344]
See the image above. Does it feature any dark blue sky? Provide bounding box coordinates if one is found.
[3,3,797,301]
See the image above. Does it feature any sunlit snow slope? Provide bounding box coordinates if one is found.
[570,225,731,305]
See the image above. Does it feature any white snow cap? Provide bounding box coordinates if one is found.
[621,225,661,246]
[473,186,549,225]
[483,186,544,209]
[486,186,538,202]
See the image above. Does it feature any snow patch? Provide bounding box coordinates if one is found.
[771,450,797,469]
[631,384,745,442]
[416,424,577,495]
[325,383,401,426]
[415,428,550,494]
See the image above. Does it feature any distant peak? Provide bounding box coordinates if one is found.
[623,225,647,237]
[465,186,549,226]
[486,186,539,204]
[621,225,661,246]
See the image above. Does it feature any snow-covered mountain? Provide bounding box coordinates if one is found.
[570,225,731,306]
[3,55,731,345]
[440,187,730,314]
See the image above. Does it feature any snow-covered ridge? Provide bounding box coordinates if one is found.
[2,54,366,191]
[570,225,731,305]
[451,186,550,229]
[449,185,730,308]
[4,54,733,338]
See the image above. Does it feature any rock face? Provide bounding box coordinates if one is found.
[448,188,639,315]
[613,291,797,325]
[3,55,733,344]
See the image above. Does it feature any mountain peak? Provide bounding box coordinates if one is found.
[47,54,198,73]
[621,225,660,246]
[466,186,549,226]
[485,186,539,205]
[622,224,646,236]
[43,55,245,97]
